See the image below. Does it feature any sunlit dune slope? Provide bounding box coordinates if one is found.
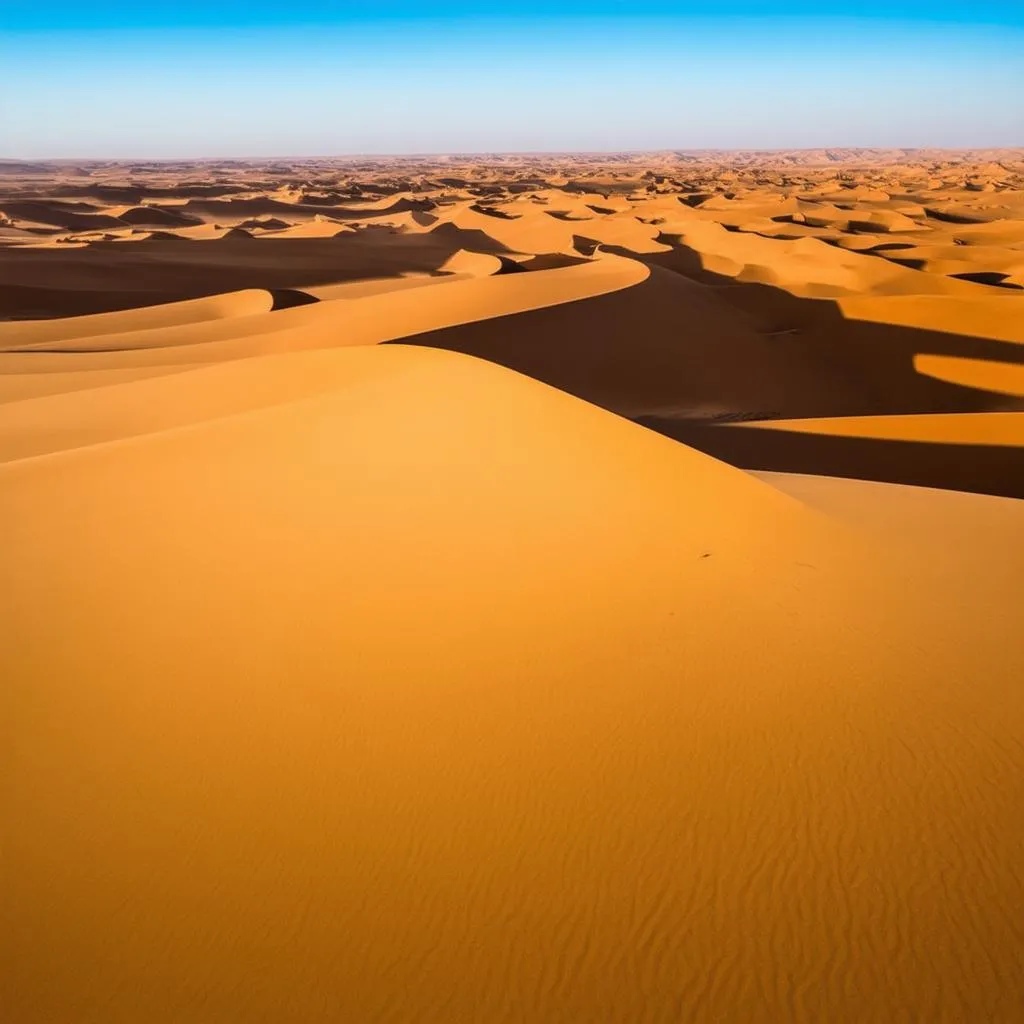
[0,289,274,346]
[663,220,990,298]
[839,293,1024,344]
[735,410,1024,445]
[3,343,1023,1023]
[914,353,1024,397]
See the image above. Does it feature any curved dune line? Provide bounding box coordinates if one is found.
[0,255,649,369]
[0,289,275,348]
[3,344,1023,1022]
[300,274,464,301]
[914,354,1024,398]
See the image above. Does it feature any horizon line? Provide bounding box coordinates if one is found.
[4,145,1022,165]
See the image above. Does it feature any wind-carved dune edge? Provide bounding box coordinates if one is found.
[2,152,1023,1023]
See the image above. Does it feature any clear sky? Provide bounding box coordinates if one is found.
[2,2,1021,158]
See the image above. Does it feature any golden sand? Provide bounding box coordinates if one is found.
[2,152,1023,1022]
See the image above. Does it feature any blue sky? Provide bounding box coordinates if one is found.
[6,2,1024,30]
[2,3,1021,157]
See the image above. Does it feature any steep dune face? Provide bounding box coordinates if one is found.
[393,262,850,419]
[2,153,1023,1023]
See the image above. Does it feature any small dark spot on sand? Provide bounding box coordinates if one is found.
[700,552,712,559]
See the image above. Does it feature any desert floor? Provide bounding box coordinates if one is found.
[2,150,1023,1022]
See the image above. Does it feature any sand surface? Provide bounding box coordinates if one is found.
[2,151,1023,1022]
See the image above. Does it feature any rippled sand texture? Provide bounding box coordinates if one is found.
[2,151,1023,1022]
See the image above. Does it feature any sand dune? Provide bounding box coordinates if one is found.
[2,152,1022,1023]
[436,247,509,276]
[0,289,274,346]
[0,257,646,374]
[109,204,205,228]
[840,293,1024,343]
[662,220,985,297]
[4,343,1022,1023]
[0,348,393,461]
[393,261,851,419]
[735,410,1024,445]
[914,353,1024,397]
[258,219,353,239]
